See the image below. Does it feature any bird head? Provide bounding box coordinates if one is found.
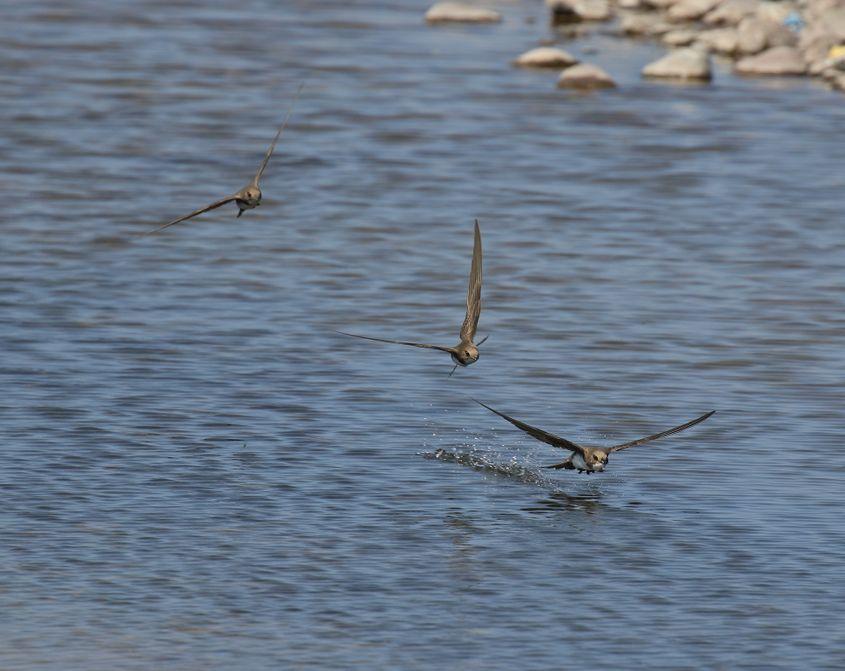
[241,185,262,206]
[586,449,609,472]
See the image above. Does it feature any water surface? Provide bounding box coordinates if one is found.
[2,1,845,669]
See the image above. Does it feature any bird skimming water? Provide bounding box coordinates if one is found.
[338,219,486,376]
[475,401,714,473]
[146,83,303,235]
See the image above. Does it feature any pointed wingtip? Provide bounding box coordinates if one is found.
[472,398,493,412]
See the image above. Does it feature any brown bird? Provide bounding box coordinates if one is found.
[146,84,303,235]
[338,219,486,376]
[475,401,714,474]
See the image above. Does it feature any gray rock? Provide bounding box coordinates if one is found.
[697,27,739,54]
[642,48,713,80]
[735,46,807,75]
[513,47,579,68]
[557,63,617,88]
[425,2,502,23]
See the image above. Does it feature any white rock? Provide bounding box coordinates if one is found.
[557,63,617,88]
[735,46,807,75]
[513,47,579,68]
[663,29,699,46]
[425,2,502,23]
[667,0,722,22]
[642,48,713,80]
[618,0,644,8]
[697,27,739,54]
[703,0,757,26]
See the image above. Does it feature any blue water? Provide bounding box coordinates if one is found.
[2,1,845,668]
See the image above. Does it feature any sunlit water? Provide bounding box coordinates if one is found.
[2,1,845,668]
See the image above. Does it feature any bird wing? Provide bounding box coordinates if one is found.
[608,410,715,453]
[251,83,304,185]
[146,196,237,235]
[460,219,483,342]
[474,400,586,456]
[336,331,455,354]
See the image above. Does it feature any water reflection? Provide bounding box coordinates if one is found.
[523,489,605,516]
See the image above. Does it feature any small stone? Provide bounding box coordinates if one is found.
[620,12,672,35]
[663,29,699,46]
[513,47,579,68]
[697,27,739,54]
[644,0,681,9]
[703,0,757,26]
[618,0,644,8]
[557,63,617,88]
[735,45,807,75]
[547,0,612,23]
[425,2,502,23]
[765,23,798,49]
[736,16,770,54]
[825,8,845,41]
[755,1,796,26]
[667,0,722,22]
[642,48,713,80]
[802,34,840,75]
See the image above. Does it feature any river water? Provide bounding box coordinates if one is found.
[2,1,845,669]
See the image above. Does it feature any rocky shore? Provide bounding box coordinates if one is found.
[426,0,845,92]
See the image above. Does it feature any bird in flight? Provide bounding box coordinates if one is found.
[475,401,714,474]
[338,219,487,376]
[146,84,303,235]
